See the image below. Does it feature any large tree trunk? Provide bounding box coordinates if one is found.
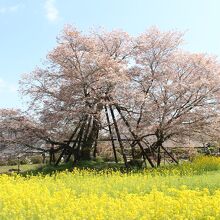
[80,117,100,160]
[80,103,102,160]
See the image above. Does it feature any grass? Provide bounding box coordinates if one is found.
[20,160,126,176]
[0,164,43,174]
[18,155,220,175]
[0,161,121,175]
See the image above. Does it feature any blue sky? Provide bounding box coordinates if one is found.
[0,0,220,109]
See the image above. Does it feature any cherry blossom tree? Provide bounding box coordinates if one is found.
[124,28,220,165]
[20,25,133,161]
[19,25,220,166]
[0,109,45,152]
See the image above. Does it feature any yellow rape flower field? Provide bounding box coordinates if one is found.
[1,156,220,219]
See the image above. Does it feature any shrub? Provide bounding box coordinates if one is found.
[191,155,220,172]
[0,160,7,166]
[94,156,104,163]
[31,155,43,164]
[7,158,18,166]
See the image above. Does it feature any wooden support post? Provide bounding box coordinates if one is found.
[65,116,88,163]
[73,117,88,162]
[67,122,82,146]
[55,123,81,166]
[55,145,66,166]
[109,105,128,168]
[105,105,118,163]
[49,144,55,165]
[161,145,178,164]
[164,151,165,165]
[93,139,98,158]
[130,141,136,160]
[93,128,99,158]
[115,105,155,168]
[157,145,161,167]
[65,133,80,163]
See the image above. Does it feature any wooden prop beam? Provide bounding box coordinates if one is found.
[104,105,118,163]
[109,105,128,168]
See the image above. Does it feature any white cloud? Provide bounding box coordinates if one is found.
[0,4,21,14]
[44,0,59,22]
[0,78,18,94]
[9,5,19,12]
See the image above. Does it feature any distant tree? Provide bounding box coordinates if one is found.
[0,109,43,151]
